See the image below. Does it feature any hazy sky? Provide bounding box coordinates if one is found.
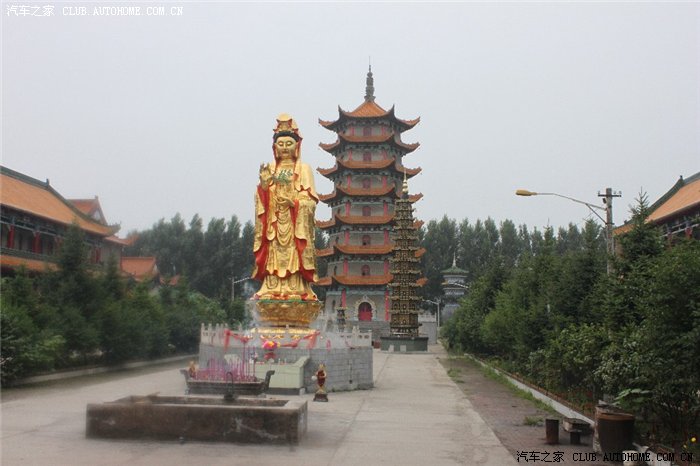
[3,2,699,236]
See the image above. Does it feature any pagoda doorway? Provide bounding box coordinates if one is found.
[358,302,373,321]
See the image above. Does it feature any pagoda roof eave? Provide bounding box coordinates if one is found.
[319,134,419,154]
[318,184,399,202]
[319,104,420,131]
[317,214,424,230]
[317,244,394,258]
[317,159,422,179]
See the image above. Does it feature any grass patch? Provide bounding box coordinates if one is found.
[476,361,558,416]
[447,367,465,384]
[523,416,543,426]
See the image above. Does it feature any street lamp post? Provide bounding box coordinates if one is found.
[515,188,621,274]
[424,298,442,328]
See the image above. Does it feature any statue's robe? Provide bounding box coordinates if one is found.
[252,160,318,300]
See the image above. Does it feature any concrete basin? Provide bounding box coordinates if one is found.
[86,395,307,444]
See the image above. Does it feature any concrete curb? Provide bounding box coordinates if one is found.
[465,353,594,424]
[12,354,196,386]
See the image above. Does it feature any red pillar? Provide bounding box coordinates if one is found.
[7,226,15,249]
[33,232,41,253]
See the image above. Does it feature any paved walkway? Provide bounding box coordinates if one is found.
[440,356,614,466]
[1,345,515,465]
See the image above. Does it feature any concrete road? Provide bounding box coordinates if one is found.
[1,346,515,465]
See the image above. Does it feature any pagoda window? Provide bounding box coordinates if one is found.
[362,235,371,246]
[361,265,370,276]
[362,178,371,189]
[362,206,371,217]
[363,126,372,137]
[363,151,371,162]
[334,265,338,275]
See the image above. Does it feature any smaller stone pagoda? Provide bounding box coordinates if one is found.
[380,174,428,352]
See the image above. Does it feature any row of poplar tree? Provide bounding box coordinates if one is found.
[430,197,699,449]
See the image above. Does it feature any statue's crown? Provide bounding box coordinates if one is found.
[273,113,302,141]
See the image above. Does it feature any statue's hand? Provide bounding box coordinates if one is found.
[259,163,273,189]
[276,194,295,208]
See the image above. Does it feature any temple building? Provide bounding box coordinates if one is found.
[0,166,126,275]
[316,69,424,334]
[614,171,700,242]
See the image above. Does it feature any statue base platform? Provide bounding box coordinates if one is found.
[380,334,429,352]
[313,393,328,402]
[255,299,322,328]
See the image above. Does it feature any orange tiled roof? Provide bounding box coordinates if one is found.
[319,134,420,153]
[319,104,420,131]
[105,235,130,246]
[317,214,424,230]
[317,158,422,178]
[316,276,332,286]
[0,254,57,272]
[317,244,389,258]
[121,256,158,281]
[69,197,107,225]
[334,274,393,286]
[316,273,426,287]
[614,173,700,235]
[318,184,398,202]
[318,244,425,259]
[649,178,700,223]
[317,214,394,228]
[1,168,117,236]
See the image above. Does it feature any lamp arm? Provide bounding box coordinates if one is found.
[539,192,607,224]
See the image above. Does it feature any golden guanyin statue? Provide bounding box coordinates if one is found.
[252,114,321,327]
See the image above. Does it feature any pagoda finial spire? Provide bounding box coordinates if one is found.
[452,252,457,267]
[364,63,375,102]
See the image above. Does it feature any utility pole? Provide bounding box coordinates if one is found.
[599,188,622,275]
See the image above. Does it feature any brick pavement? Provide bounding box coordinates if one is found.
[438,355,617,466]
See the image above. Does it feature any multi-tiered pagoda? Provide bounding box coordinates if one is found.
[316,68,423,334]
[380,175,429,351]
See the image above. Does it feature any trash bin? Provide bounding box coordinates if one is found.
[595,404,635,455]
[545,418,560,445]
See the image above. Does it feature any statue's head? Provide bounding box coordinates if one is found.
[273,113,302,161]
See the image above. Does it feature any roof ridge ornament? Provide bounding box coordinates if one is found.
[364,64,375,102]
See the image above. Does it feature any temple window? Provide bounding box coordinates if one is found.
[363,126,372,137]
[362,178,371,189]
[361,265,370,276]
[363,151,372,162]
[362,235,371,246]
[362,206,371,217]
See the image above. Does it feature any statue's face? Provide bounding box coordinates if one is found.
[274,136,297,160]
